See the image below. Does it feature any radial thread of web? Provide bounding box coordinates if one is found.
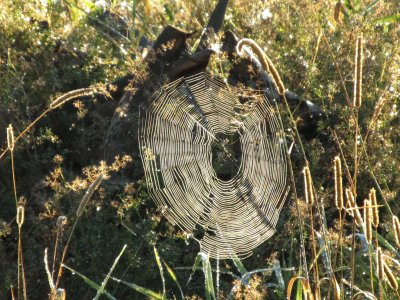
[139,73,288,259]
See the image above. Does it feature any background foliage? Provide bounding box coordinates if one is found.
[0,0,399,299]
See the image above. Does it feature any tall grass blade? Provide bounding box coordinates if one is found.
[111,277,163,300]
[94,244,127,300]
[200,253,216,300]
[273,260,285,291]
[44,248,55,291]
[153,246,166,300]
[62,265,116,300]
[162,259,184,300]
[187,253,203,285]
[132,0,138,20]
[296,279,303,300]
[375,13,400,24]
[230,253,247,279]
[376,232,399,257]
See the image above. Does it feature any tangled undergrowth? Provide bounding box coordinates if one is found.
[0,0,399,299]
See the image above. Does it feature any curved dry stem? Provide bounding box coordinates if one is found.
[236,38,285,95]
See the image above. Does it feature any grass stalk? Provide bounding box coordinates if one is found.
[333,156,344,296]
[303,165,320,293]
[377,247,383,300]
[55,173,104,289]
[52,216,67,283]
[237,38,310,279]
[94,244,127,300]
[8,124,27,300]
[0,86,105,161]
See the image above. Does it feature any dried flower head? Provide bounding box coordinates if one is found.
[54,288,66,300]
[56,216,68,228]
[7,124,15,151]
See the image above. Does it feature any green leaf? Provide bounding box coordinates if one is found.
[132,0,138,21]
[200,253,216,300]
[62,265,116,300]
[111,277,163,300]
[153,246,166,300]
[231,253,247,277]
[296,279,303,300]
[94,244,127,300]
[192,253,203,272]
[80,0,95,10]
[377,232,399,256]
[361,0,380,15]
[230,253,250,285]
[163,4,174,22]
[186,252,205,287]
[375,14,400,24]
[163,259,184,300]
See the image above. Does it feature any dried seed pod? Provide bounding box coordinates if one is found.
[303,166,314,205]
[6,124,15,151]
[363,199,372,244]
[376,247,384,281]
[334,1,343,23]
[16,205,24,228]
[383,262,398,291]
[369,188,379,227]
[334,156,343,209]
[56,216,67,228]
[354,36,363,108]
[393,215,400,247]
[54,288,66,300]
[346,188,364,227]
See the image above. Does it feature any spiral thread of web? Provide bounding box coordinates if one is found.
[139,73,288,259]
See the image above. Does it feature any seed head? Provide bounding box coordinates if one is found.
[16,205,24,228]
[6,124,15,151]
[334,156,343,209]
[376,247,384,281]
[363,199,372,244]
[303,166,314,205]
[76,174,104,217]
[54,288,66,300]
[383,262,398,291]
[56,216,68,228]
[236,38,285,95]
[346,188,364,227]
[369,188,379,227]
[393,215,400,247]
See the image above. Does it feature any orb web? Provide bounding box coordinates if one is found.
[139,73,288,259]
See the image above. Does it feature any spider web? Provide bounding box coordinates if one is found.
[139,72,288,259]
